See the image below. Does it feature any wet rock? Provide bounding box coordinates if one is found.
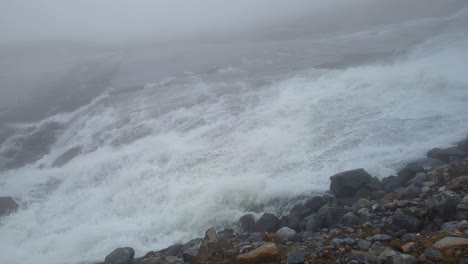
[392,209,421,232]
[357,239,372,251]
[428,147,467,162]
[235,243,279,264]
[255,213,281,233]
[434,237,468,249]
[182,248,198,264]
[239,214,256,233]
[276,227,296,240]
[164,255,183,263]
[177,238,202,258]
[329,169,372,198]
[305,196,325,212]
[395,185,420,200]
[382,176,405,193]
[196,227,218,263]
[0,196,19,216]
[52,146,82,167]
[287,204,310,231]
[104,247,135,264]
[398,162,424,183]
[164,244,183,257]
[286,249,305,264]
[306,205,340,231]
[424,248,444,262]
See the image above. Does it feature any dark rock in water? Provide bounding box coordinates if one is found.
[397,162,424,183]
[164,244,183,257]
[52,146,82,167]
[329,169,372,198]
[255,213,281,233]
[427,147,467,162]
[304,196,325,212]
[432,191,462,220]
[424,248,444,262]
[239,214,256,233]
[392,209,421,232]
[414,158,445,170]
[0,196,19,216]
[104,247,135,264]
[286,249,305,264]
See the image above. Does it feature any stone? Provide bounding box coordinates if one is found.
[164,255,182,263]
[371,234,392,242]
[0,196,19,216]
[449,176,468,190]
[329,169,372,198]
[104,247,135,264]
[255,213,281,233]
[235,243,279,264]
[378,248,398,261]
[286,249,305,264]
[397,162,424,183]
[392,209,421,232]
[434,237,468,249]
[401,242,414,253]
[401,233,418,242]
[391,253,417,264]
[304,196,325,212]
[349,250,379,263]
[331,237,355,247]
[287,204,310,231]
[464,195,468,208]
[428,147,467,162]
[177,238,202,258]
[424,248,444,262]
[197,227,219,263]
[275,227,296,240]
[394,229,408,238]
[433,191,462,220]
[357,239,372,250]
[441,221,460,232]
[306,205,339,231]
[342,212,360,225]
[239,214,256,233]
[457,220,468,231]
[456,204,468,220]
[182,248,198,264]
[382,176,406,193]
[164,244,183,257]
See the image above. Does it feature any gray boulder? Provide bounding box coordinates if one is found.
[104,247,135,264]
[329,169,372,198]
[255,213,281,233]
[427,147,467,162]
[276,227,296,240]
[239,214,255,233]
[392,209,421,232]
[0,196,18,216]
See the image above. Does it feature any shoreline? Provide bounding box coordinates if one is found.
[97,134,468,264]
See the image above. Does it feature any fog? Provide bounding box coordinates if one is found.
[0,0,465,123]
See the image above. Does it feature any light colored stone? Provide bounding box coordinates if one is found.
[235,243,279,264]
[401,242,414,253]
[434,237,468,249]
[275,227,296,240]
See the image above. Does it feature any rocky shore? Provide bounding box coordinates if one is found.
[3,137,467,264]
[97,135,468,264]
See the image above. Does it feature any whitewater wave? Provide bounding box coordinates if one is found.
[1,10,468,264]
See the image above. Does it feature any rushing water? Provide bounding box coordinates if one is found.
[1,4,468,264]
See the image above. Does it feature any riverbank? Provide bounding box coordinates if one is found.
[99,135,468,264]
